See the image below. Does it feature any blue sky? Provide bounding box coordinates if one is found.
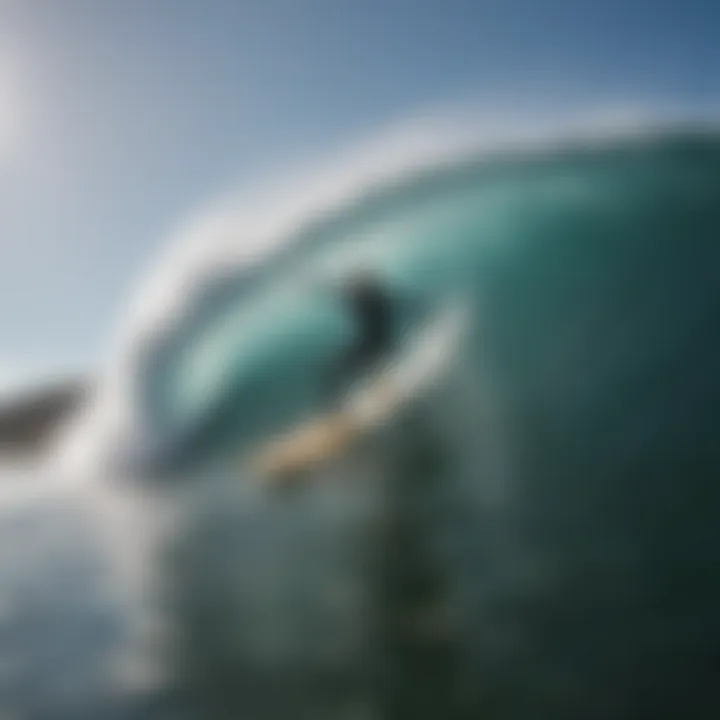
[1,0,719,386]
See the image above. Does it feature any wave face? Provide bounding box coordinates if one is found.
[122,131,720,470]
[9,128,720,719]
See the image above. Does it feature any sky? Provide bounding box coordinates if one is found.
[1,0,719,390]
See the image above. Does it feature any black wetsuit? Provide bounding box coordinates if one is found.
[325,277,393,401]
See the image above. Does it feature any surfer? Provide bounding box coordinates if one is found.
[254,296,463,482]
[323,269,395,402]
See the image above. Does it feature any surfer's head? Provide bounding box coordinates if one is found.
[339,266,385,300]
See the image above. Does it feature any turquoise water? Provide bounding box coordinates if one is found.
[4,130,720,719]
[147,131,720,718]
[136,132,720,477]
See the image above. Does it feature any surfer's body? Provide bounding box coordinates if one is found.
[325,271,395,401]
[253,301,466,484]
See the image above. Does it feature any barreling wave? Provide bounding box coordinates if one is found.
[36,116,720,719]
[61,112,720,477]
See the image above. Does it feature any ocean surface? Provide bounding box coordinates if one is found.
[2,128,720,719]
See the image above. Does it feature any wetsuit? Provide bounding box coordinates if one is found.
[324,275,394,401]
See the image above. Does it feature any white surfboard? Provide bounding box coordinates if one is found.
[248,303,467,485]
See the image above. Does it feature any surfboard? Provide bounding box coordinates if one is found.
[248,303,467,485]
